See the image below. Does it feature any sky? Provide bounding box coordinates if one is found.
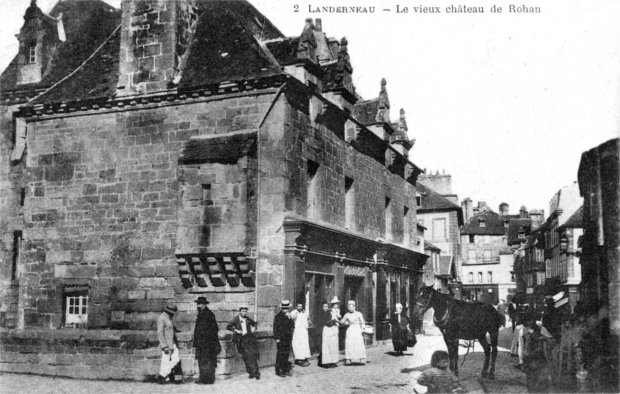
[1,0,619,216]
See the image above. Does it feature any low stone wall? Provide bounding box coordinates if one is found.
[0,328,277,381]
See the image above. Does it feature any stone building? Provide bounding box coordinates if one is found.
[415,174,464,297]
[576,137,619,392]
[0,0,428,380]
[459,202,526,303]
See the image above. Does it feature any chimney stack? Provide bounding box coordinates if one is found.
[117,0,198,96]
[461,198,473,221]
[519,205,528,219]
[499,203,509,216]
[529,209,545,230]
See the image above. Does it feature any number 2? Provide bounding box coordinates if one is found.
[294,4,299,12]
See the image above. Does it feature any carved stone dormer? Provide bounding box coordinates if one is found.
[390,108,415,155]
[297,18,317,63]
[375,78,390,123]
[16,0,65,85]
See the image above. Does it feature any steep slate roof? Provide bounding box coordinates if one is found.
[10,0,286,105]
[558,205,583,229]
[353,98,380,125]
[416,182,464,225]
[507,219,530,245]
[461,210,507,236]
[424,240,441,252]
[0,0,121,102]
[178,1,284,88]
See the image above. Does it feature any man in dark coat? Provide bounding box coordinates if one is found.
[227,305,260,379]
[273,300,295,377]
[193,297,221,385]
[389,303,411,356]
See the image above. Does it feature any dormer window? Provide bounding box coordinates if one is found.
[28,42,37,63]
[478,219,486,228]
[518,231,526,239]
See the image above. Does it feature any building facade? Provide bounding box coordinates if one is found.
[0,0,427,380]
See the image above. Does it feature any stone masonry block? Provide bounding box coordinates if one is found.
[46,251,72,264]
[54,264,97,279]
[139,277,168,287]
[128,290,146,300]
[146,289,175,299]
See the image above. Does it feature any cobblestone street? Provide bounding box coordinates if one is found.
[0,327,526,394]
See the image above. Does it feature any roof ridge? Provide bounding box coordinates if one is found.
[26,23,121,106]
[418,181,460,209]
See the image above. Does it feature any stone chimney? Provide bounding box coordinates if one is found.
[284,18,323,91]
[519,205,528,219]
[321,36,356,112]
[462,198,473,221]
[419,170,453,195]
[499,203,509,216]
[529,209,545,230]
[477,201,489,211]
[117,0,198,96]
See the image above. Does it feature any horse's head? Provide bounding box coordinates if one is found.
[413,286,435,318]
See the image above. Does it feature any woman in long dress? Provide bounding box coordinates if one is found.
[290,303,311,366]
[321,297,341,368]
[389,302,410,356]
[341,301,366,364]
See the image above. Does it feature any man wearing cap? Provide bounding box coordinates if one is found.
[273,300,295,377]
[227,305,260,379]
[157,302,180,384]
[194,297,221,385]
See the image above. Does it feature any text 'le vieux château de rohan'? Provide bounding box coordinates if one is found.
[306,5,542,13]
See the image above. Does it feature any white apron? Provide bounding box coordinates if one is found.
[292,310,311,359]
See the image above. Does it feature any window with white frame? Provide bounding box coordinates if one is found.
[510,272,515,282]
[545,259,551,278]
[65,289,88,327]
[535,248,544,262]
[468,250,476,263]
[483,250,492,263]
[537,271,545,285]
[28,43,36,64]
[468,272,473,283]
[478,272,483,283]
[487,271,493,283]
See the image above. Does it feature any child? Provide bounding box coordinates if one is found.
[417,351,467,394]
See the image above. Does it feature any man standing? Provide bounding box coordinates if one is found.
[290,303,311,367]
[227,305,260,379]
[157,303,180,384]
[273,300,295,377]
[193,297,221,385]
[498,299,508,327]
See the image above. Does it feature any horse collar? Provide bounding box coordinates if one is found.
[433,299,451,326]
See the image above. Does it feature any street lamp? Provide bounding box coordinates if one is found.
[560,236,569,252]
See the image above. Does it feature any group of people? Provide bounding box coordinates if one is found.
[155,296,379,384]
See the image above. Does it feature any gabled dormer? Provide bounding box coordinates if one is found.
[15,0,65,85]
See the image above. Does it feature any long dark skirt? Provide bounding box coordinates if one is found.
[392,326,408,352]
[239,334,260,377]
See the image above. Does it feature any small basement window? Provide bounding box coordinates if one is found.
[64,287,89,328]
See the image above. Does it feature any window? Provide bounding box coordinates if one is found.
[28,42,36,64]
[535,248,544,262]
[479,219,486,228]
[468,272,473,283]
[469,235,475,243]
[403,206,410,245]
[518,231,525,239]
[20,188,26,206]
[511,272,516,282]
[65,288,89,327]
[483,250,492,263]
[344,177,355,230]
[416,194,422,207]
[385,197,392,240]
[527,273,534,287]
[537,271,546,285]
[478,272,483,283]
[545,232,550,248]
[488,271,493,283]
[202,184,212,206]
[11,231,22,280]
[545,259,551,278]
[432,218,446,241]
[468,250,476,263]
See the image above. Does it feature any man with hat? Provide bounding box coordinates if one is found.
[273,300,295,377]
[157,302,180,384]
[193,297,221,384]
[227,305,260,379]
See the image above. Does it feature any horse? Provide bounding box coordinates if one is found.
[413,286,504,379]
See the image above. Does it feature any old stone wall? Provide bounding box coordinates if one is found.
[0,328,277,381]
[1,91,276,332]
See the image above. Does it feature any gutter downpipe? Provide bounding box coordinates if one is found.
[254,80,288,319]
